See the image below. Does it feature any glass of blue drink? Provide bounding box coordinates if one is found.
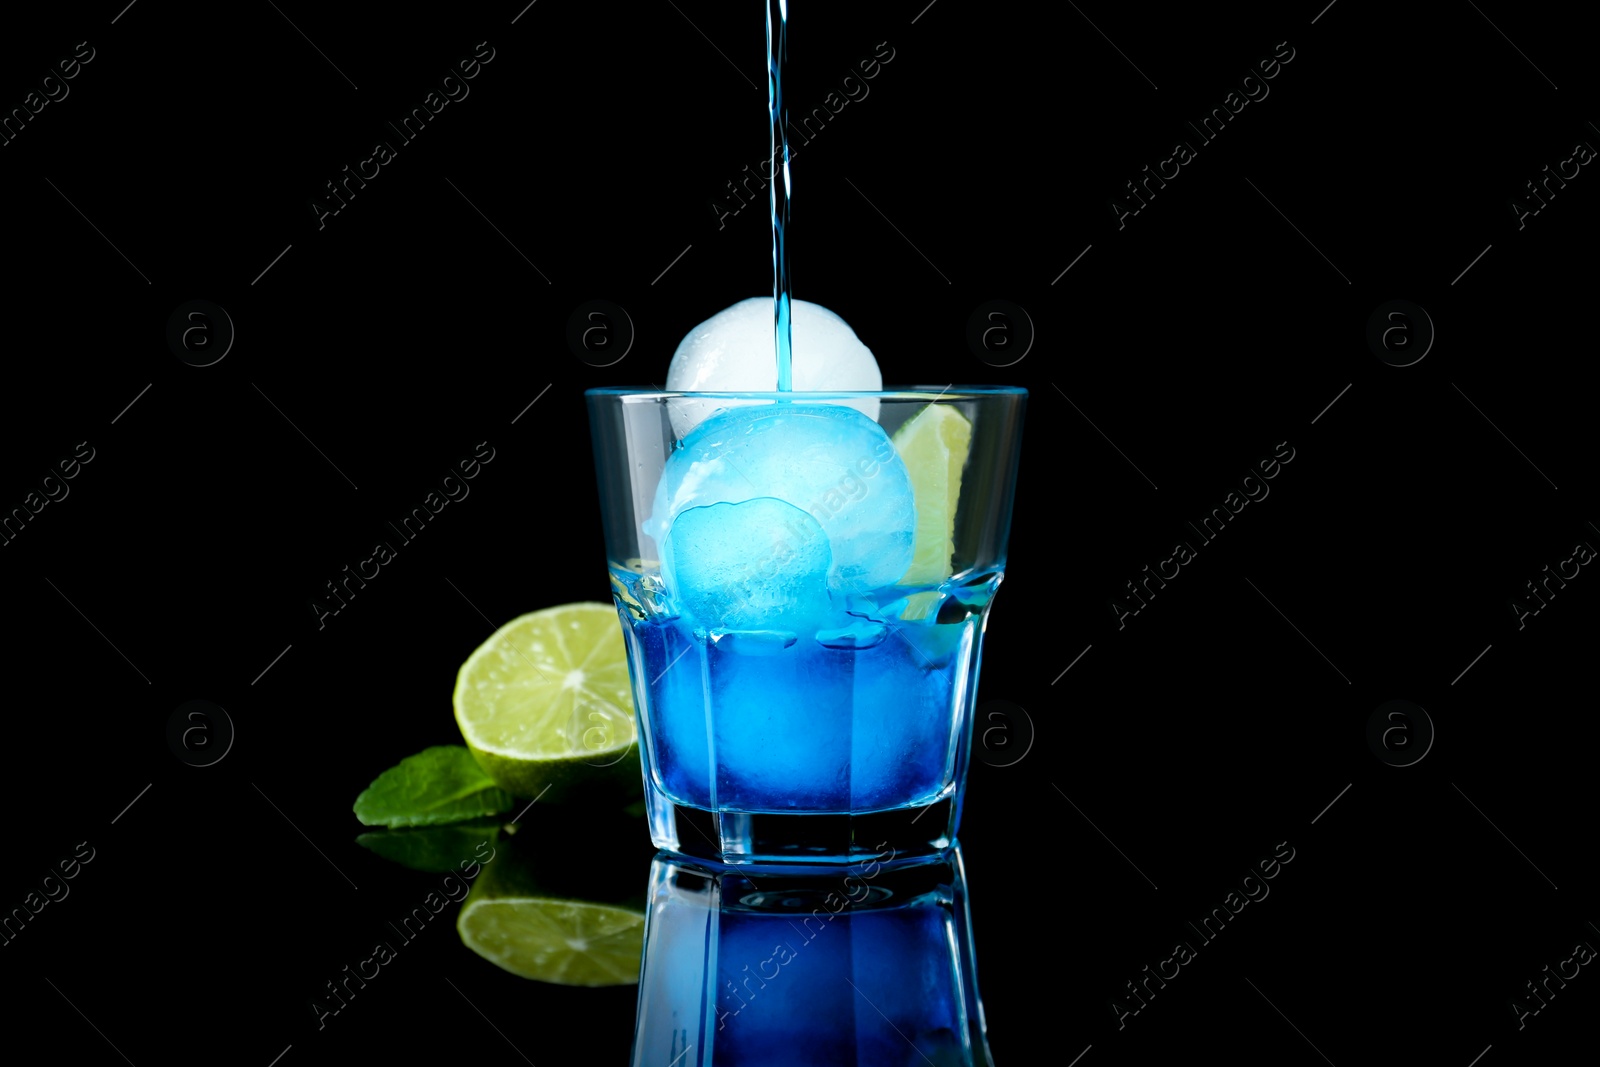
[629,844,992,1066]
[588,387,1024,863]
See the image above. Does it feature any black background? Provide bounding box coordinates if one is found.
[2,1,1595,1064]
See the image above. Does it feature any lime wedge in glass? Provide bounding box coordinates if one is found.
[452,603,640,801]
[893,404,973,587]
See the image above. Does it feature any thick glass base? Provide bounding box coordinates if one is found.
[645,782,957,865]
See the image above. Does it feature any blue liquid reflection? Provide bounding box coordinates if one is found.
[631,844,992,1066]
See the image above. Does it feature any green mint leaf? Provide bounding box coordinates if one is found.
[356,819,503,873]
[353,745,515,827]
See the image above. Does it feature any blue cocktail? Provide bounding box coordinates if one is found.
[587,388,1025,863]
[629,844,992,1066]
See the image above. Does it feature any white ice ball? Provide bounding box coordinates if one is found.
[664,297,881,436]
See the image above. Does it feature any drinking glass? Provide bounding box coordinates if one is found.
[588,387,1025,863]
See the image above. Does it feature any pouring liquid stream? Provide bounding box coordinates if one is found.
[768,0,793,392]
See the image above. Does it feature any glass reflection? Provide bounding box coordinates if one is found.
[631,844,992,1066]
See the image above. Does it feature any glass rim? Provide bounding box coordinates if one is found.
[586,385,1027,401]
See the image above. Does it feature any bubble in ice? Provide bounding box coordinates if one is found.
[664,298,882,436]
[648,403,915,593]
[661,498,832,633]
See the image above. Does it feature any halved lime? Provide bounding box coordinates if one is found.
[458,897,645,986]
[452,603,639,801]
[893,404,973,586]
